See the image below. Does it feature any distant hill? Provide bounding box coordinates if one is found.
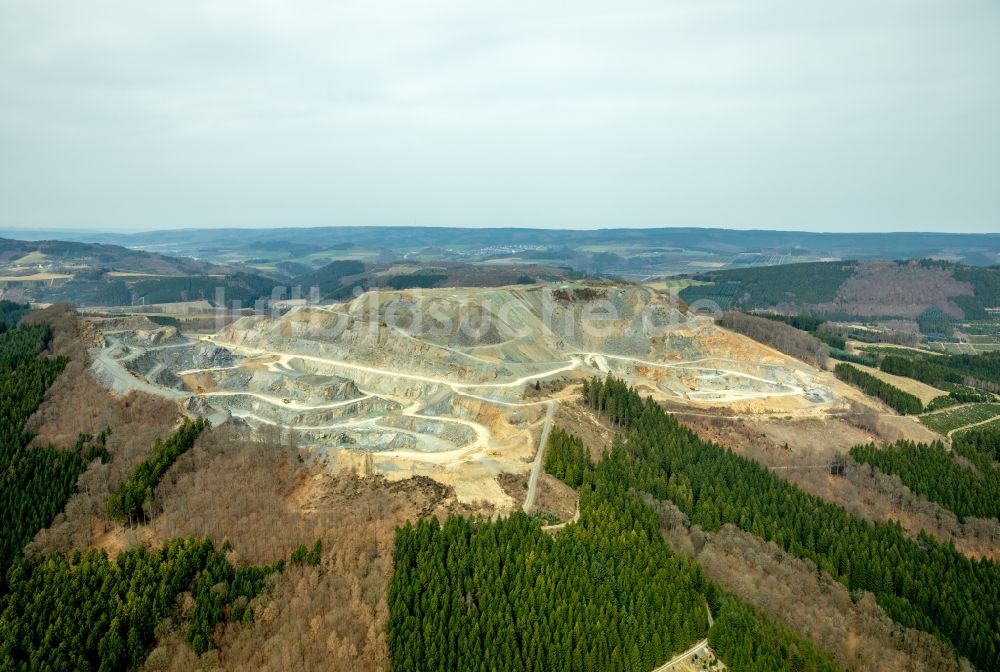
[0,237,273,308]
[293,260,576,301]
[5,226,999,280]
[0,238,232,276]
[0,237,577,308]
[679,260,1000,327]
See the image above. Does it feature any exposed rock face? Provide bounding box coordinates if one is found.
[91,283,851,509]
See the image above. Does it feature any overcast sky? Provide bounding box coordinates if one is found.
[1,1,998,233]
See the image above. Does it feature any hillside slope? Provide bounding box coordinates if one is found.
[680,260,1000,323]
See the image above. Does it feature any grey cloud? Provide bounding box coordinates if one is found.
[0,0,997,232]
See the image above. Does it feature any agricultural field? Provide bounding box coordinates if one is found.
[920,403,1000,435]
[929,341,1000,354]
[0,272,73,282]
[853,343,942,357]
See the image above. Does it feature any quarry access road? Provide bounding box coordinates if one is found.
[92,337,191,400]
[195,335,579,391]
[200,390,378,411]
[575,351,804,395]
[97,335,495,456]
[205,338,803,399]
[228,410,380,431]
[523,401,556,513]
[101,332,816,420]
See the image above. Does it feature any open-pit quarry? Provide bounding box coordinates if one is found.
[90,283,856,510]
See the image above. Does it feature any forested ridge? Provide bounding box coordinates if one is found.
[753,312,847,349]
[389,382,843,672]
[581,376,997,670]
[679,262,857,310]
[834,363,924,414]
[1,414,286,670]
[850,440,1000,520]
[0,310,285,670]
[0,322,85,583]
[678,260,1000,321]
[389,489,711,672]
[0,539,281,670]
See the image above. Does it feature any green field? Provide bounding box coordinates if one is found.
[919,403,1000,435]
[854,343,941,357]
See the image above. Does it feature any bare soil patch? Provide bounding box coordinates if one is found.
[554,393,615,461]
[535,473,579,522]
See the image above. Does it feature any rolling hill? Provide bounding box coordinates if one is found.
[679,260,1000,326]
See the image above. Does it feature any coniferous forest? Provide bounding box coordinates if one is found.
[0,322,82,582]
[850,440,1000,520]
[0,539,279,671]
[834,362,924,414]
[388,377,845,672]
[0,313,282,670]
[389,490,711,672]
[952,423,1000,465]
[579,376,998,670]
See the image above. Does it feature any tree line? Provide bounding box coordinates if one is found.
[850,440,1000,521]
[880,354,963,388]
[0,538,282,670]
[0,322,89,584]
[952,423,1000,465]
[707,590,839,672]
[754,312,847,349]
[106,417,210,523]
[0,301,29,332]
[834,363,923,414]
[389,495,711,672]
[881,351,1000,394]
[581,376,998,670]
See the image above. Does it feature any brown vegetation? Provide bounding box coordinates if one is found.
[25,306,183,556]
[498,472,578,523]
[553,394,614,461]
[821,262,973,319]
[21,305,490,671]
[140,427,470,671]
[497,471,529,507]
[650,498,971,672]
[551,286,606,303]
[679,413,1000,560]
[716,311,829,367]
[534,473,579,523]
